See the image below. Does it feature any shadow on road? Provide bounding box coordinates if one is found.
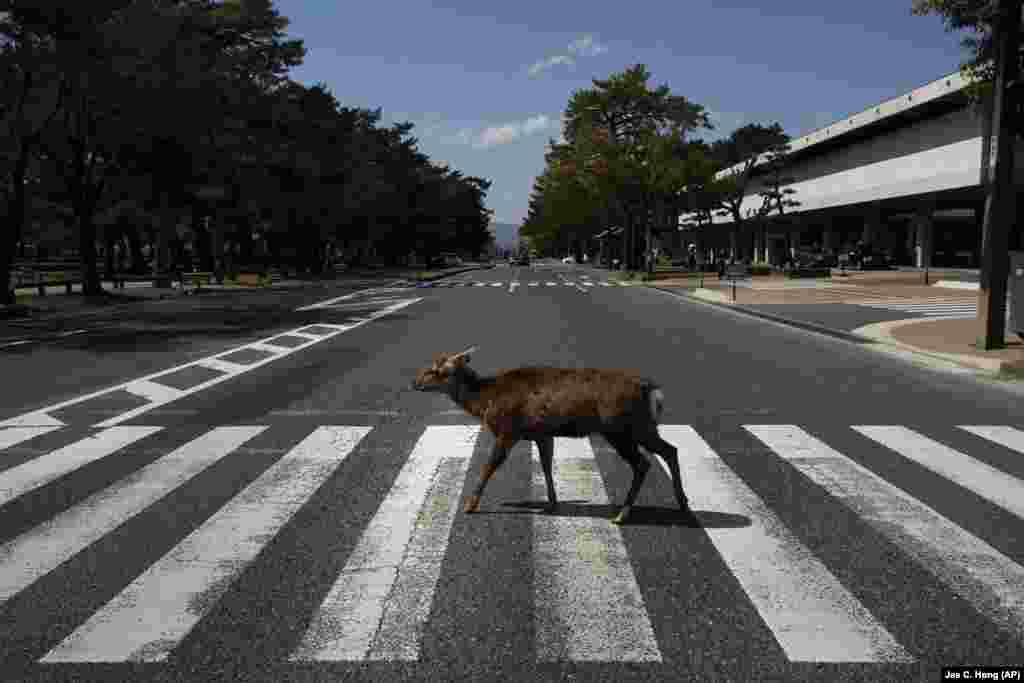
[498,501,748,528]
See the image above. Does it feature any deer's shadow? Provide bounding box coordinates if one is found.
[497,501,749,528]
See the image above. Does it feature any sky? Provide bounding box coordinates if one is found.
[281,1,974,227]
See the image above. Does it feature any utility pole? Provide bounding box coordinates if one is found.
[978,0,1022,349]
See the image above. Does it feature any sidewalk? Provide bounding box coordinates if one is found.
[0,264,492,322]
[652,270,1024,376]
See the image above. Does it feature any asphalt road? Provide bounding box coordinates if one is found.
[0,262,1022,683]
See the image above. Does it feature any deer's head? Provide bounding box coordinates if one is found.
[411,346,477,393]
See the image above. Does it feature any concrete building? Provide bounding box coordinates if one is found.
[678,69,1024,270]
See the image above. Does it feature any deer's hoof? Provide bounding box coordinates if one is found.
[463,495,481,514]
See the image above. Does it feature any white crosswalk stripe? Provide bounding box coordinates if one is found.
[0,426,266,605]
[0,420,1017,667]
[530,438,662,662]
[658,426,911,663]
[42,426,371,663]
[747,425,1024,644]
[849,297,1012,318]
[426,280,625,288]
[292,425,477,662]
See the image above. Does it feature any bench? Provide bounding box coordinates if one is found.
[180,272,213,289]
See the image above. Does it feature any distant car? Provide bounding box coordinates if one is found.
[561,256,576,264]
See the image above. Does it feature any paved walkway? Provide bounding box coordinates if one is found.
[0,265,490,321]
[652,270,1024,375]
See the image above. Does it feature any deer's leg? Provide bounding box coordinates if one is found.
[535,436,557,513]
[464,436,516,514]
[606,433,650,525]
[638,430,691,513]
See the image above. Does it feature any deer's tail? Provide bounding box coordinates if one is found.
[644,382,665,425]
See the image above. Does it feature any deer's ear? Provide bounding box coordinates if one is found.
[448,346,476,366]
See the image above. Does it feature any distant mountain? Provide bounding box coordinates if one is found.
[490,222,520,249]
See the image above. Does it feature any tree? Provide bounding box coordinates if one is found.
[708,122,791,263]
[912,0,1024,129]
[558,64,713,270]
[0,5,67,302]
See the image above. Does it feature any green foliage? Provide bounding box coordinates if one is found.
[0,0,494,291]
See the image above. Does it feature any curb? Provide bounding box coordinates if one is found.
[654,286,1022,377]
[852,318,1024,375]
[650,286,877,345]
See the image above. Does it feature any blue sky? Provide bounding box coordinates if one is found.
[282,1,972,226]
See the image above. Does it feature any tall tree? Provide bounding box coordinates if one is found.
[0,7,66,302]
[709,122,791,263]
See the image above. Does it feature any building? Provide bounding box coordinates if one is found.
[679,69,1024,269]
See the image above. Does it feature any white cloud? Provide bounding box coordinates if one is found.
[568,35,607,58]
[437,114,556,150]
[477,124,521,148]
[528,34,608,78]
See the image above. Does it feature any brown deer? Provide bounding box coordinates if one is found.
[411,347,690,525]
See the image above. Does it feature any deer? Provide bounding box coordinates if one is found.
[410,347,690,525]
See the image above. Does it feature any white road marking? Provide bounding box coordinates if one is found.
[747,424,1024,645]
[292,425,478,661]
[0,426,265,604]
[0,425,62,450]
[0,297,421,430]
[959,426,1024,455]
[853,426,1024,520]
[0,427,161,508]
[546,282,557,286]
[125,380,186,404]
[528,282,539,287]
[509,281,520,293]
[583,282,595,287]
[195,358,249,374]
[490,282,502,287]
[659,426,910,663]
[0,340,32,348]
[294,289,402,311]
[58,329,88,337]
[42,426,371,663]
[532,437,662,662]
[473,282,486,287]
[599,282,612,286]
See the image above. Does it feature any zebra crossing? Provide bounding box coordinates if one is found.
[848,296,1010,318]
[0,420,1022,669]
[428,279,626,288]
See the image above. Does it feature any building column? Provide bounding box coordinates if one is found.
[862,205,883,246]
[823,224,835,255]
[913,204,934,268]
[789,229,800,260]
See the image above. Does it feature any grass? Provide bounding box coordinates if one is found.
[993,363,1024,382]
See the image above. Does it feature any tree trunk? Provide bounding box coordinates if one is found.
[0,225,14,305]
[1,146,33,305]
[77,206,103,296]
[152,190,175,288]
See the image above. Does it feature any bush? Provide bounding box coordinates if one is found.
[750,262,772,276]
